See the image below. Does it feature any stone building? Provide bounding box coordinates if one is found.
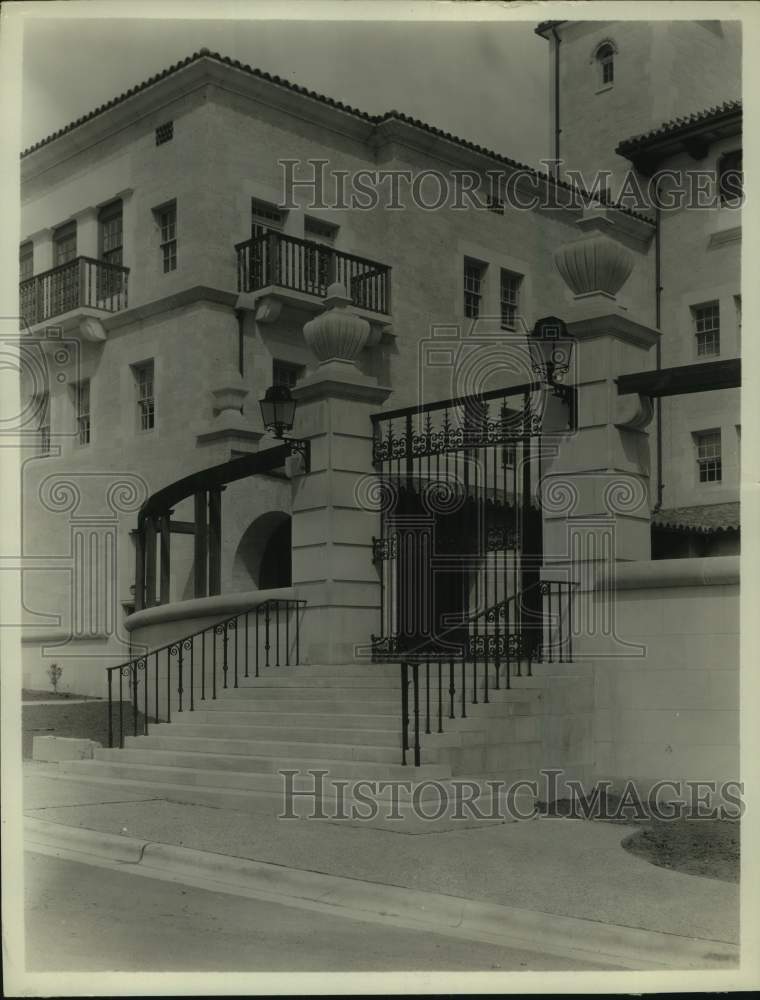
[19,20,741,809]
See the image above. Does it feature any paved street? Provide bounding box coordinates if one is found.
[25,853,607,972]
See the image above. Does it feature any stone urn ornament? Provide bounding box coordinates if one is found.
[303,282,371,364]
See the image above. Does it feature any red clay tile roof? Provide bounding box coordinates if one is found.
[616,100,742,156]
[20,49,655,226]
[652,502,740,534]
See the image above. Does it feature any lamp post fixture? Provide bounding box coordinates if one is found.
[529,315,574,398]
[259,383,297,439]
[259,383,310,472]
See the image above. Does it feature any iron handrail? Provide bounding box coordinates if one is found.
[19,254,130,288]
[380,580,578,767]
[106,596,307,748]
[234,231,388,273]
[235,231,391,314]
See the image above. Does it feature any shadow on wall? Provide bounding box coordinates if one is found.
[231,511,292,591]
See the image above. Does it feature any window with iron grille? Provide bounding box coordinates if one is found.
[36,391,51,456]
[73,380,90,446]
[596,43,615,86]
[20,242,33,282]
[272,359,304,389]
[500,270,522,329]
[464,260,485,319]
[718,149,742,205]
[695,429,721,483]
[133,361,155,431]
[155,121,174,146]
[693,301,720,357]
[155,202,177,273]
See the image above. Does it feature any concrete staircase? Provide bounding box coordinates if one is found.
[54,662,549,829]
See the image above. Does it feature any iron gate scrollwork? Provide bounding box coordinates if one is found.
[371,384,546,674]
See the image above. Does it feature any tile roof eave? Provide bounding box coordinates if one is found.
[616,100,742,156]
[20,48,656,227]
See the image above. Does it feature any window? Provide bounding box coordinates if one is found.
[155,121,174,146]
[718,149,742,205]
[695,430,721,483]
[155,203,177,273]
[596,43,615,86]
[464,260,485,319]
[73,380,91,446]
[272,359,304,389]
[20,242,33,282]
[304,217,338,290]
[98,201,124,298]
[52,222,78,314]
[500,270,522,329]
[133,361,155,431]
[53,222,77,265]
[693,301,720,357]
[735,294,741,353]
[304,216,338,243]
[36,391,50,456]
[251,199,286,238]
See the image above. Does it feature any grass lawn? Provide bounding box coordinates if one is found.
[23,700,146,759]
[538,791,739,883]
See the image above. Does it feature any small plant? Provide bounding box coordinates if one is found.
[47,663,63,695]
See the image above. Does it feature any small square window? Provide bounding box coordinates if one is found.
[464,260,486,319]
[693,301,720,357]
[155,121,174,146]
[695,430,721,483]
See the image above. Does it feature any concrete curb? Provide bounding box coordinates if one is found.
[24,817,739,971]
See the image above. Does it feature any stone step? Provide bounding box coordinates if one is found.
[58,758,447,796]
[149,720,404,744]
[95,746,450,780]
[224,686,401,701]
[196,695,538,718]
[123,733,453,762]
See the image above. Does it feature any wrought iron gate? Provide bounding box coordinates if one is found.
[371,383,573,674]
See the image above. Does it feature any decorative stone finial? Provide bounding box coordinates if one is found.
[554,234,634,298]
[303,282,371,364]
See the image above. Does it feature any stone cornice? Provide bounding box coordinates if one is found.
[103,285,238,330]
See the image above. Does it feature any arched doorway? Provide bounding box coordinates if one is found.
[259,517,292,588]
[231,511,292,591]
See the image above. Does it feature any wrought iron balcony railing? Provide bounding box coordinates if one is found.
[19,256,130,327]
[235,231,391,315]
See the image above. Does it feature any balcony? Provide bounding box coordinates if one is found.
[235,232,391,316]
[20,256,129,332]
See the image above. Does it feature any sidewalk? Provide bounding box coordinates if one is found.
[23,761,739,952]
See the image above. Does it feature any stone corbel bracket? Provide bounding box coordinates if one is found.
[614,391,654,430]
[78,316,106,342]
